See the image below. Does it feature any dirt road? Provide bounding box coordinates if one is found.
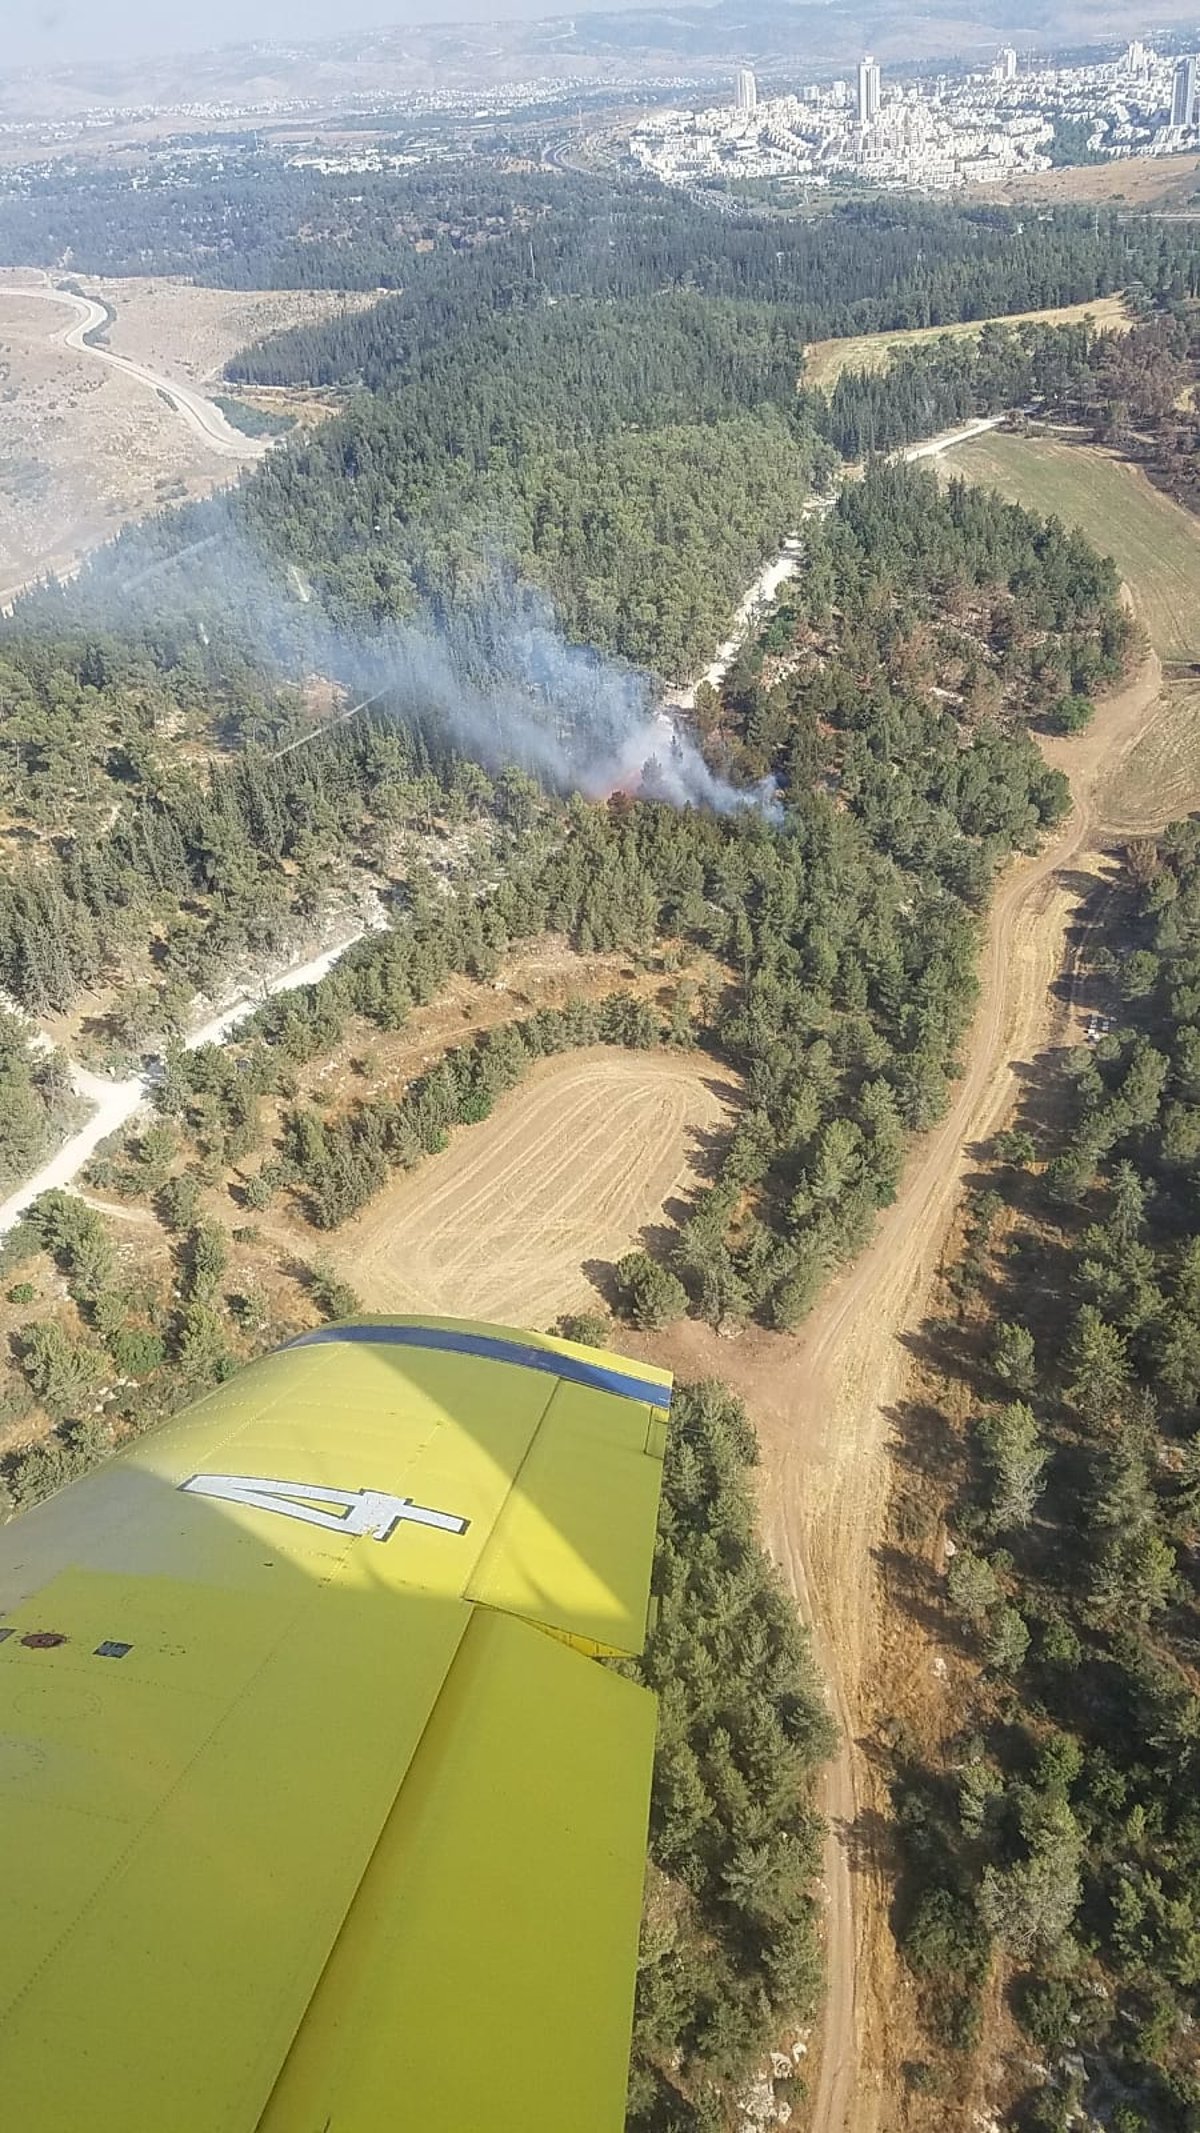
[0,278,270,609]
[664,423,1000,715]
[902,413,1004,463]
[0,275,361,609]
[642,639,1166,2132]
[13,283,264,462]
[0,920,384,1243]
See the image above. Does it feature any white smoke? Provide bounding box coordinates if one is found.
[10,516,779,819]
[358,586,780,818]
[597,711,780,818]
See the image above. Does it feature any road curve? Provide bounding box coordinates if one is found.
[0,281,270,610]
[13,283,267,462]
[641,638,1166,2132]
[0,921,384,1245]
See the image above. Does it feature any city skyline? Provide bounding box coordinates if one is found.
[632,38,1200,195]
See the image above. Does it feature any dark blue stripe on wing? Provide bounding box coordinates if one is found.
[283,1321,672,1410]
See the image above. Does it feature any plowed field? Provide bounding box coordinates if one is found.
[329,1048,738,1329]
[1097,676,1200,832]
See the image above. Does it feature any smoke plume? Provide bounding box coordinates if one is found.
[11,513,779,819]
[356,581,779,818]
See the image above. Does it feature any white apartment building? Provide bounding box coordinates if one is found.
[856,56,881,125]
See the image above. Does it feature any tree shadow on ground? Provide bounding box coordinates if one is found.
[683,1116,737,1184]
[898,1315,987,1395]
[886,1395,959,1482]
[640,1215,685,1261]
[873,1539,976,1651]
[581,1257,620,1310]
[637,1117,737,1262]
[835,1799,900,1880]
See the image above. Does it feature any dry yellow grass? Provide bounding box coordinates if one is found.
[1099,678,1200,831]
[944,422,1200,828]
[804,294,1130,390]
[979,151,1200,209]
[322,1047,738,1329]
[0,277,363,602]
[96,278,373,387]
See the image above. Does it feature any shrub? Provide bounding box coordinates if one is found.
[308,1260,362,1322]
[107,1327,166,1379]
[1013,1972,1078,2050]
[19,1321,107,1420]
[903,1884,984,1978]
[614,1251,688,1330]
[157,1173,201,1233]
[555,1311,613,1348]
[1049,693,1094,734]
[4,1417,112,1510]
[946,1546,1002,1625]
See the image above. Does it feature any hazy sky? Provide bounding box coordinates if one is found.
[10,0,650,71]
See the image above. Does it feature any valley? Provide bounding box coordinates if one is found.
[0,274,353,605]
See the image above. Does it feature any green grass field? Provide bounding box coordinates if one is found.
[942,429,1200,662]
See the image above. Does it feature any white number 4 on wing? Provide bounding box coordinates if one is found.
[179,1473,470,1541]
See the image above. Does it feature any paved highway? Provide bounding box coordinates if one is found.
[0,280,269,610]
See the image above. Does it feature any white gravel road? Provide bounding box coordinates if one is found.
[0,921,385,1243]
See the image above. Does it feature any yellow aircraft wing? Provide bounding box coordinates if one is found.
[0,1315,672,2132]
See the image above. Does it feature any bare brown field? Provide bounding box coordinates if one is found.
[0,277,360,601]
[320,1048,738,1329]
[96,278,373,388]
[804,293,1129,390]
[978,150,1200,208]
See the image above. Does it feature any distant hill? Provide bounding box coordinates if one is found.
[0,0,1194,124]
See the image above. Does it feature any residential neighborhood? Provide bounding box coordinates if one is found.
[630,41,1200,191]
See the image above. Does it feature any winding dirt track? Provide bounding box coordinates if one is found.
[646,640,1167,2131]
[11,283,264,461]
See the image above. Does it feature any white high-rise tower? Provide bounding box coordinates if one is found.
[734,67,758,116]
[999,45,1018,80]
[1173,54,1198,128]
[856,54,881,124]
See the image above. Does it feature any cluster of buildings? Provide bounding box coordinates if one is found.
[629,42,1200,193]
[0,70,706,158]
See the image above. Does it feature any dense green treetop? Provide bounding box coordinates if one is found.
[891,820,1200,2122]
